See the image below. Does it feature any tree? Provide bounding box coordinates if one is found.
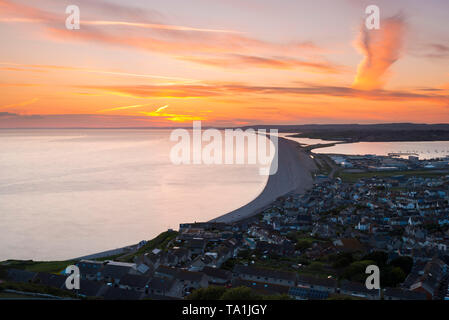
[382,266,406,287]
[332,252,354,268]
[220,287,261,300]
[187,286,227,300]
[389,256,413,275]
[362,251,388,267]
[237,250,251,260]
[295,239,312,251]
[0,266,7,280]
[263,294,291,300]
[342,260,376,282]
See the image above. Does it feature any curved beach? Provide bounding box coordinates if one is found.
[210,137,317,223]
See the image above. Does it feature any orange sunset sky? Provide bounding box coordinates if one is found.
[0,0,448,127]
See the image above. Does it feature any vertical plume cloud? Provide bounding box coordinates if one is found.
[353,15,406,90]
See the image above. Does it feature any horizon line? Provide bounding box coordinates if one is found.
[2,122,449,130]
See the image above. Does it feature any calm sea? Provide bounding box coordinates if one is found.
[0,129,268,260]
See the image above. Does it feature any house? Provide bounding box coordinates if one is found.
[185,238,208,255]
[179,222,229,233]
[333,238,364,253]
[222,238,241,257]
[202,266,232,285]
[101,261,136,284]
[189,254,217,271]
[32,272,66,289]
[383,287,427,300]
[233,265,296,287]
[409,257,447,300]
[231,279,290,296]
[75,279,107,298]
[296,275,337,293]
[256,241,295,256]
[214,245,233,266]
[100,286,145,300]
[76,260,104,281]
[296,214,313,230]
[288,286,329,300]
[6,269,36,283]
[147,278,182,298]
[339,280,380,300]
[175,270,208,292]
[159,251,182,267]
[410,276,440,300]
[153,266,207,294]
[143,293,181,300]
[154,266,179,279]
[142,253,161,270]
[135,263,153,276]
[118,274,151,292]
[171,247,191,263]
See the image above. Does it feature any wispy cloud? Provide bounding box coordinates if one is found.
[412,42,449,59]
[97,103,152,113]
[179,54,346,74]
[77,82,449,105]
[0,0,335,72]
[82,20,242,34]
[0,16,241,34]
[0,62,200,83]
[0,97,38,110]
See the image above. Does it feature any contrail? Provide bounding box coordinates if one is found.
[98,103,151,113]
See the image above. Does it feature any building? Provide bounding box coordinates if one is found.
[233,265,296,287]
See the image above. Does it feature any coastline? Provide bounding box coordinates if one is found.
[210,137,317,223]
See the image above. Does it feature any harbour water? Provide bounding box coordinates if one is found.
[312,141,449,160]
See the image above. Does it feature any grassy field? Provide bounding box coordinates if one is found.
[121,230,179,262]
[0,281,78,299]
[313,156,332,175]
[0,292,39,299]
[0,260,74,274]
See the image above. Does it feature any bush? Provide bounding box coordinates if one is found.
[389,256,413,275]
[342,260,376,282]
[237,250,251,260]
[187,286,227,300]
[187,286,290,300]
[220,287,262,300]
[362,251,388,268]
[129,230,178,260]
[381,266,406,287]
[263,294,291,300]
[331,252,354,269]
[0,266,7,280]
[296,240,312,250]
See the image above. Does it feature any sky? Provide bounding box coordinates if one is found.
[0,0,448,128]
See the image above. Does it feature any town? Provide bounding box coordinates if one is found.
[1,152,449,300]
